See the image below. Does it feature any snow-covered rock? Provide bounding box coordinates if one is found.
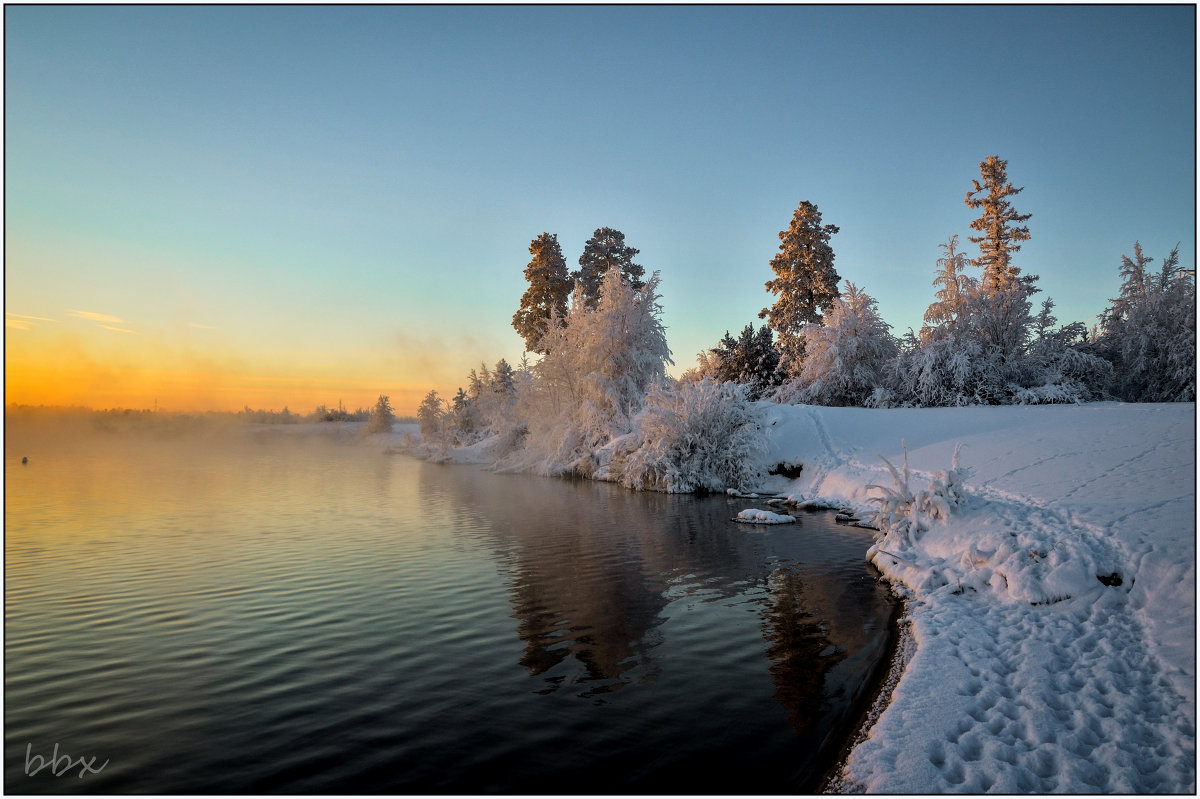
[734,508,796,524]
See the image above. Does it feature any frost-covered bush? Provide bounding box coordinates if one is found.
[776,282,898,406]
[614,379,767,493]
[1025,333,1114,403]
[890,335,1007,407]
[867,441,969,550]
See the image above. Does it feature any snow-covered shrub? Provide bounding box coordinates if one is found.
[867,441,969,550]
[775,282,898,406]
[614,379,767,493]
[890,335,1005,407]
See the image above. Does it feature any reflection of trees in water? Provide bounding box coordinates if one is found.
[762,554,891,747]
[418,462,765,694]
[762,565,838,736]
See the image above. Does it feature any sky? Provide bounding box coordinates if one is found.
[5,5,1195,414]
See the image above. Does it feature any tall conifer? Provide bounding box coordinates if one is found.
[759,200,841,372]
[965,155,1034,293]
[513,232,572,353]
[575,227,644,308]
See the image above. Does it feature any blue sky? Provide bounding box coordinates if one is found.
[5,5,1195,412]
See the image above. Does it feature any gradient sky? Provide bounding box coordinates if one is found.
[5,5,1195,414]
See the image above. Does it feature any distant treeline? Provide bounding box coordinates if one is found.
[5,403,418,427]
[238,400,417,425]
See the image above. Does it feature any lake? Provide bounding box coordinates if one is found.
[5,419,894,793]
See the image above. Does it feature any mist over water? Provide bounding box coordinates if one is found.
[5,413,893,793]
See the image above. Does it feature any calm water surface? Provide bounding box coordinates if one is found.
[5,421,893,793]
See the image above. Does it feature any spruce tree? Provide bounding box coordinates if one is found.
[922,234,977,342]
[363,394,396,434]
[1032,298,1058,342]
[574,227,644,308]
[758,200,841,372]
[416,390,443,439]
[964,156,1038,359]
[697,324,781,399]
[513,232,572,353]
[965,155,1035,293]
[492,358,516,395]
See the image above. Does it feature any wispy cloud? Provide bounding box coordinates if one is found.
[188,322,217,330]
[100,325,139,334]
[6,313,58,322]
[6,312,58,331]
[69,310,125,324]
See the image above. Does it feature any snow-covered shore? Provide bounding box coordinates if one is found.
[752,402,1195,793]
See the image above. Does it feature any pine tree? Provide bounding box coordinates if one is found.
[965,155,1035,293]
[759,200,841,373]
[513,233,572,353]
[574,227,644,308]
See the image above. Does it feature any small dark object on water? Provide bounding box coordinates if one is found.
[1097,572,1123,587]
[21,457,28,465]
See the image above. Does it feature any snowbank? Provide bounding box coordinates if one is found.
[754,402,1195,793]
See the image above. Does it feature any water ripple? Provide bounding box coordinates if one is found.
[6,430,891,793]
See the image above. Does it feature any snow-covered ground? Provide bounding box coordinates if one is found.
[752,402,1195,793]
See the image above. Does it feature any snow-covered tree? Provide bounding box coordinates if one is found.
[513,232,572,353]
[506,267,672,476]
[921,234,977,342]
[778,282,898,407]
[362,394,396,434]
[1099,243,1195,401]
[1025,325,1114,403]
[1032,298,1058,342]
[759,200,841,373]
[466,368,484,400]
[574,227,644,308]
[692,324,782,399]
[416,390,444,439]
[965,155,1034,294]
[444,387,479,443]
[492,358,516,395]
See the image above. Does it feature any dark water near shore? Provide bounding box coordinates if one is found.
[5,422,893,793]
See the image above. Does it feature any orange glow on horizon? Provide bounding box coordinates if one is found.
[5,333,440,416]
